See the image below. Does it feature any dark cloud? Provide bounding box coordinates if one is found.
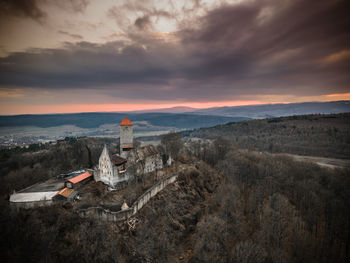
[0,0,46,22]
[58,30,83,40]
[0,0,89,23]
[108,2,175,33]
[134,15,151,30]
[0,0,349,101]
[53,0,90,13]
[178,0,350,93]
[67,0,89,13]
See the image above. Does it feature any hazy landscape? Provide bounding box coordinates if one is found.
[0,112,248,146]
[1,101,349,147]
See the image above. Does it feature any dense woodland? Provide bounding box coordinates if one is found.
[185,113,350,159]
[0,113,349,262]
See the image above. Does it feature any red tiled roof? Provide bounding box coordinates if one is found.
[122,146,133,149]
[68,171,92,184]
[55,187,73,198]
[120,117,133,126]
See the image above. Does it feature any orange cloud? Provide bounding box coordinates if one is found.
[0,88,24,98]
[1,94,349,115]
[325,92,350,100]
[0,100,263,115]
[322,50,350,64]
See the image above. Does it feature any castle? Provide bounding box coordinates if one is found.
[10,117,167,208]
[94,117,164,190]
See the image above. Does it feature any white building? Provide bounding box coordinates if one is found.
[94,145,130,189]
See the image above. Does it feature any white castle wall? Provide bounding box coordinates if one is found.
[96,146,130,188]
[97,146,114,186]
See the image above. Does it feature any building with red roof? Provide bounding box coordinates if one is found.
[120,117,133,126]
[65,171,92,189]
[53,187,77,201]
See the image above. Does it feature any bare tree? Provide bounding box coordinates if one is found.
[161,132,184,170]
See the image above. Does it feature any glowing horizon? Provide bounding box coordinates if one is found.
[1,93,349,115]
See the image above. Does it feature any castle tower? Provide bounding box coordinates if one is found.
[120,117,133,158]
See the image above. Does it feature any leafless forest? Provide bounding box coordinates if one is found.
[0,113,349,262]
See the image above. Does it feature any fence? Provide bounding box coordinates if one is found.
[77,173,178,222]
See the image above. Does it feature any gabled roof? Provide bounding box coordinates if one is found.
[111,154,127,166]
[120,117,133,126]
[55,187,73,198]
[68,171,92,184]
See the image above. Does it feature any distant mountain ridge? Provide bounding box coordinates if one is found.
[129,106,196,113]
[191,100,350,118]
[0,101,349,130]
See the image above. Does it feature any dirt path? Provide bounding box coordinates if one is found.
[285,154,350,169]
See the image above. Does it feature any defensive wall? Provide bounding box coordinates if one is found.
[77,173,178,222]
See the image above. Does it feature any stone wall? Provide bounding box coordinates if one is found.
[11,200,54,210]
[143,154,163,174]
[78,173,178,222]
[128,145,163,175]
[120,125,133,153]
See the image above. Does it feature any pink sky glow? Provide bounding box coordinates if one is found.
[1,92,350,115]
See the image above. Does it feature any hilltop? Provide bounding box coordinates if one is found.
[191,100,350,118]
[184,113,350,159]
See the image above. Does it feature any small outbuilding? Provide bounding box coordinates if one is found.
[65,171,92,189]
[53,187,77,201]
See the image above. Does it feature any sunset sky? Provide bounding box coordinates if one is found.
[0,0,349,115]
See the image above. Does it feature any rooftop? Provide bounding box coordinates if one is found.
[68,171,92,184]
[111,154,127,166]
[120,117,133,126]
[55,187,73,198]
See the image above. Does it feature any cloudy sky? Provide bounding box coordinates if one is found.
[0,0,349,114]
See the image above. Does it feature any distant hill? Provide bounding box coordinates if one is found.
[0,112,248,129]
[184,113,350,159]
[129,106,196,113]
[191,101,350,118]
